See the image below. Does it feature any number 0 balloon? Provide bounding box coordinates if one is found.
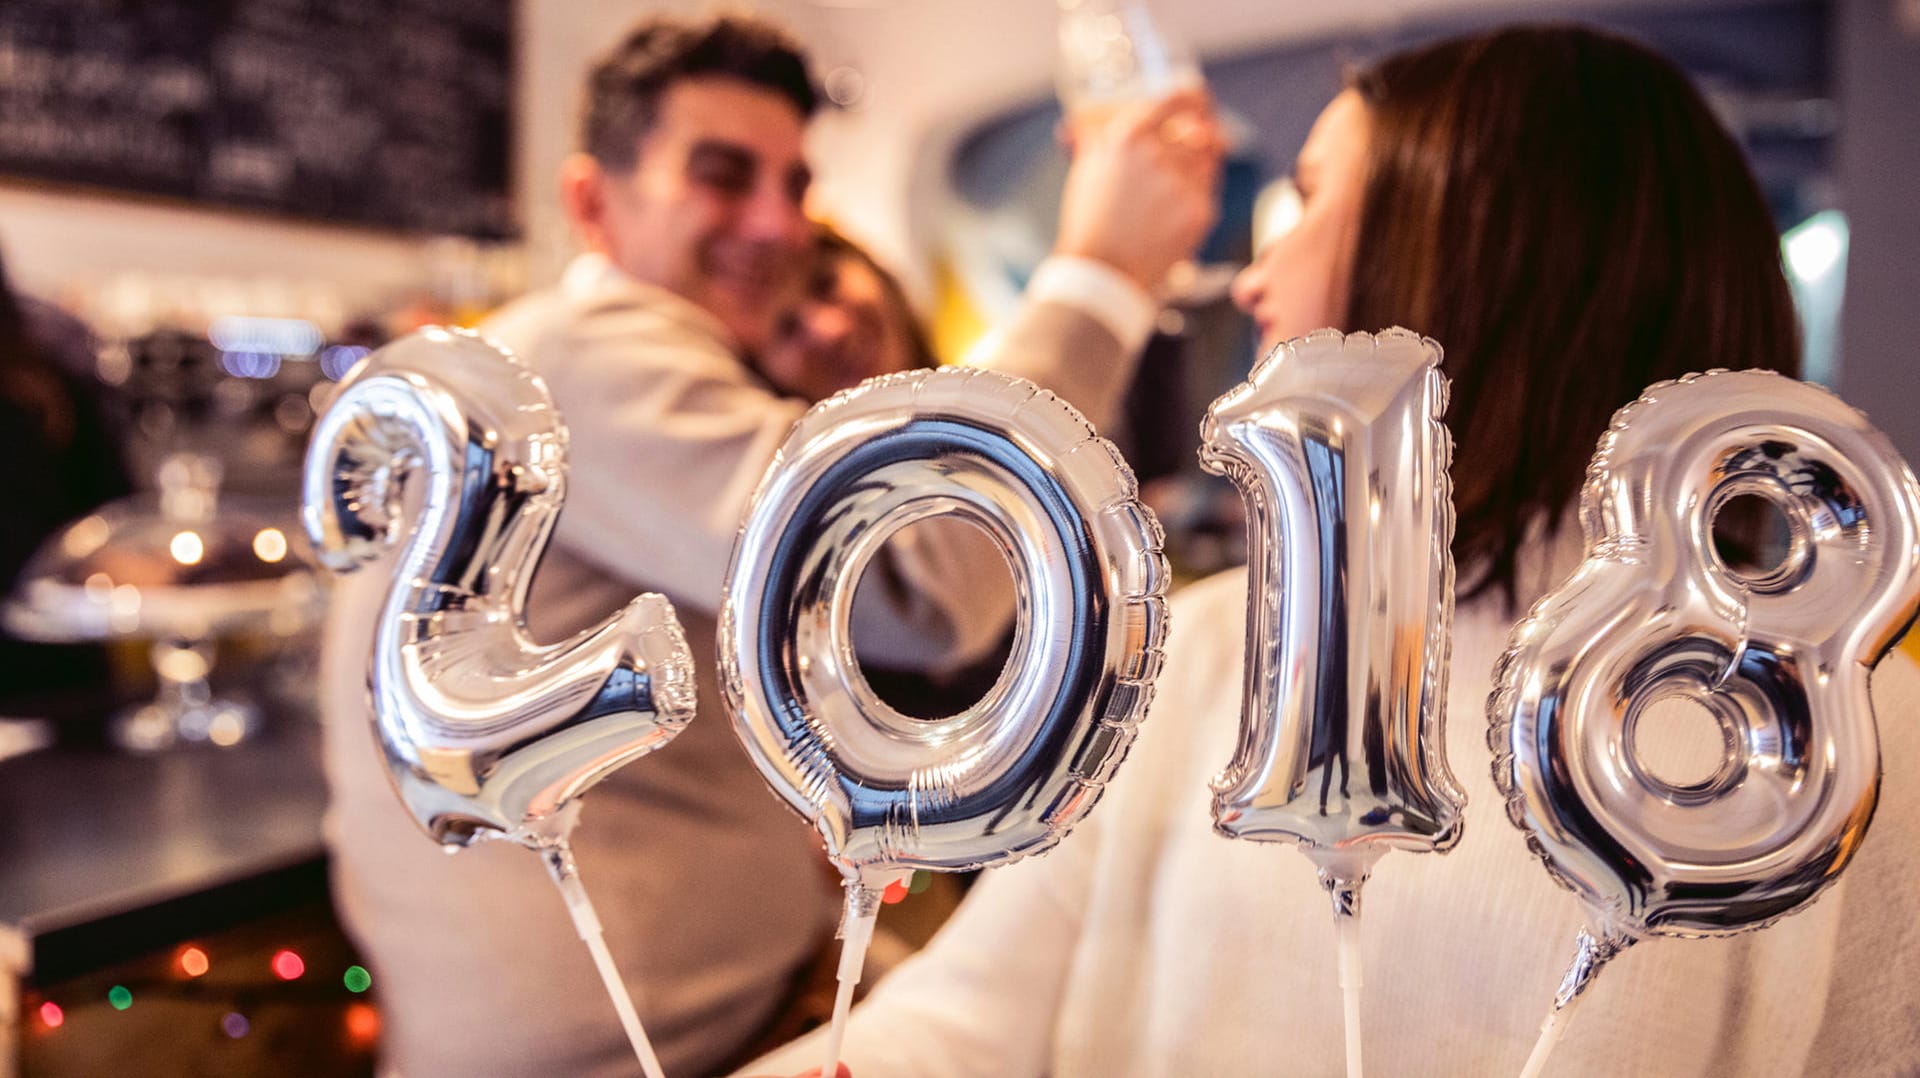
[1199,329,1466,1078]
[302,327,693,1078]
[1490,369,1920,1078]
[720,367,1168,1078]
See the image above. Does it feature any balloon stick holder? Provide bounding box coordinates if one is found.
[820,877,888,1078]
[1517,926,1630,1078]
[1319,868,1368,1078]
[539,842,669,1078]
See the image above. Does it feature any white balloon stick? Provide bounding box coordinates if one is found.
[545,846,669,1078]
[820,881,883,1078]
[1517,1005,1571,1078]
[1334,910,1364,1078]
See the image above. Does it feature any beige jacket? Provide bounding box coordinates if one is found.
[319,253,1149,1077]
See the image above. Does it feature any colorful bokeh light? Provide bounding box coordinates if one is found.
[222,1012,250,1039]
[178,945,210,977]
[271,949,306,981]
[107,986,132,1011]
[343,965,372,993]
[38,1001,63,1030]
[344,1002,381,1047]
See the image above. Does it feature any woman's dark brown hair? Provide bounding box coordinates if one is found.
[1344,25,1799,607]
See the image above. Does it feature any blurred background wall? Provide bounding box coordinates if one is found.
[1834,0,1920,463]
[0,0,1911,451]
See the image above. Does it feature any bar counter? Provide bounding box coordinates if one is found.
[0,720,329,1074]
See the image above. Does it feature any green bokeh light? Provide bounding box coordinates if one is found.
[343,966,372,993]
[107,986,132,1011]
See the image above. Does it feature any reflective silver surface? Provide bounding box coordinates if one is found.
[1200,328,1466,893]
[1489,369,1920,950]
[301,327,695,848]
[719,367,1168,888]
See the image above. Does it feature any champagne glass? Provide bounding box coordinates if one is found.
[1055,0,1197,117]
[1055,0,1233,304]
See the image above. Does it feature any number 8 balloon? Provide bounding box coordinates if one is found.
[302,327,694,1078]
[1490,369,1920,1078]
[720,367,1168,1078]
[1199,329,1467,1078]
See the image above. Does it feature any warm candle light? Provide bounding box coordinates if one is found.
[253,528,288,563]
[170,531,205,566]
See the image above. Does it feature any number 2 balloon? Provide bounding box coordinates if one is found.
[302,326,694,1078]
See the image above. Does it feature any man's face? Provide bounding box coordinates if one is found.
[593,77,813,352]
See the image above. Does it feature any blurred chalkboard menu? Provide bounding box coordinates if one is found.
[0,0,513,237]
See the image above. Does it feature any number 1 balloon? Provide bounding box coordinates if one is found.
[1489,369,1920,1078]
[1199,329,1467,1078]
[720,367,1169,1078]
[302,327,695,1078]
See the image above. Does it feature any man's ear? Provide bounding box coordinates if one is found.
[559,153,610,251]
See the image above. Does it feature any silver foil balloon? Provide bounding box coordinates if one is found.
[719,366,1169,889]
[1200,328,1467,907]
[301,326,696,849]
[1489,369,1920,1062]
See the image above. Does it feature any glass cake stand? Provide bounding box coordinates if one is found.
[5,455,324,751]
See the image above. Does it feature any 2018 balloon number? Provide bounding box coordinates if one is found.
[308,326,1920,1078]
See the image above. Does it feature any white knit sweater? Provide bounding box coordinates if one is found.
[748,563,1920,1077]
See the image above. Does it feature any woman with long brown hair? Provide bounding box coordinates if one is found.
[1236,24,1800,607]
[748,25,1917,1077]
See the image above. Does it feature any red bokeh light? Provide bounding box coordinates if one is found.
[271,949,306,981]
[37,1001,64,1030]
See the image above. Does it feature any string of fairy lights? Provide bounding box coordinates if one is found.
[29,871,939,1057]
[29,942,379,1049]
